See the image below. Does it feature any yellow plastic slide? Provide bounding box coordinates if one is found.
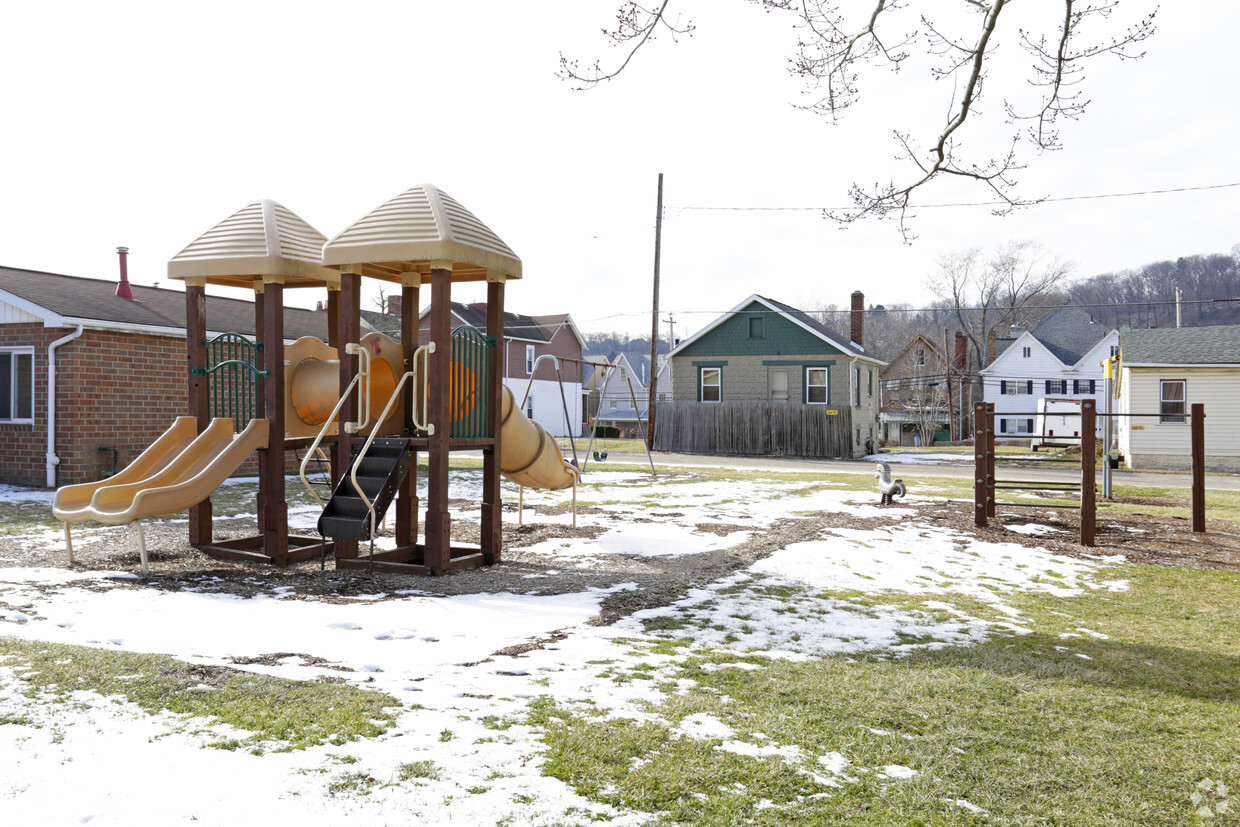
[53,417,270,525]
[498,386,579,490]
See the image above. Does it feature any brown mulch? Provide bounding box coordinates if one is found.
[2,492,1237,629]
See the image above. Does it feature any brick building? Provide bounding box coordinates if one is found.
[0,264,327,487]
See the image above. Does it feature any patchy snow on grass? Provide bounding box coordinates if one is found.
[0,463,1128,824]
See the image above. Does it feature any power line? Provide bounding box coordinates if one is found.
[675,181,1240,214]
[581,297,1239,325]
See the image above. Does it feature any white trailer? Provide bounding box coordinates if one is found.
[1031,397,1086,450]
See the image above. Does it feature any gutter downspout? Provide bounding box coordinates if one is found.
[47,325,85,488]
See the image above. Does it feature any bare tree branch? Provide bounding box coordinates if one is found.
[558,1,695,89]
[563,0,1158,235]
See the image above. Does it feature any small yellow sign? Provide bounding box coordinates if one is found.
[824,409,838,415]
[1132,425,1145,430]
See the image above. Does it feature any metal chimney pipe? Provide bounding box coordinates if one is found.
[116,246,134,300]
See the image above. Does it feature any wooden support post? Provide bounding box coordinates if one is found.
[396,278,419,558]
[985,403,996,518]
[255,287,267,538]
[333,272,361,559]
[424,266,453,572]
[261,277,289,564]
[186,281,211,546]
[1080,400,1096,547]
[973,402,988,527]
[1192,403,1206,533]
[481,277,505,564]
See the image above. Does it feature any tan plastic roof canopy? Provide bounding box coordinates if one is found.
[322,184,521,283]
[168,200,339,289]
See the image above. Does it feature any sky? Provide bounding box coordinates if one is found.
[1,1,1236,341]
[0,467,1127,822]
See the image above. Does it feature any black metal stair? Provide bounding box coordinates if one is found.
[318,438,413,541]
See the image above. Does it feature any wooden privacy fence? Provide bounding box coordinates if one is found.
[654,401,854,458]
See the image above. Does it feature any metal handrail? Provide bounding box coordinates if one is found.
[344,343,374,434]
[347,343,435,538]
[296,342,373,508]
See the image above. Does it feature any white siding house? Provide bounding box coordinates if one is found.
[1117,325,1240,472]
[979,306,1117,441]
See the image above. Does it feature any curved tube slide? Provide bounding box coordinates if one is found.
[499,386,579,491]
[53,418,270,525]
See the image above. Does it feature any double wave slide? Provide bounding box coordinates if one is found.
[53,417,270,576]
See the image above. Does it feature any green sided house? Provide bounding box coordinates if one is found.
[660,293,886,458]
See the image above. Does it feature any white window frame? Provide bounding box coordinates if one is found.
[805,367,829,405]
[700,367,722,403]
[1159,379,1186,424]
[0,348,35,423]
[1022,346,1032,358]
[526,394,535,419]
[525,345,535,375]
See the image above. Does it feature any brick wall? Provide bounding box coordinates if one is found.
[1,324,307,488]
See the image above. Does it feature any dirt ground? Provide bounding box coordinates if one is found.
[3,494,1238,627]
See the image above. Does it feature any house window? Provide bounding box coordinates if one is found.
[915,347,926,367]
[1022,347,1031,358]
[1045,379,1068,395]
[1160,379,1186,424]
[700,367,722,403]
[1110,345,1119,357]
[1000,418,1034,434]
[769,370,789,403]
[854,367,861,405]
[1072,379,1097,395]
[805,367,829,404]
[0,350,34,422]
[748,316,765,339]
[1001,380,1033,395]
[525,345,535,375]
[867,369,873,398]
[526,395,535,419]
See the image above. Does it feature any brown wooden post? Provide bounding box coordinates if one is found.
[261,276,289,564]
[481,276,505,564]
[424,265,453,572]
[395,276,419,557]
[186,280,211,545]
[254,286,267,538]
[985,402,996,518]
[1080,400,1096,547]
[973,402,987,527]
[1192,403,1206,533]
[333,271,361,559]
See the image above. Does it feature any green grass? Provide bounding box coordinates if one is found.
[0,637,401,752]
[528,562,1240,825]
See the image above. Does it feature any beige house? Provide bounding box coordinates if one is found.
[1116,325,1240,472]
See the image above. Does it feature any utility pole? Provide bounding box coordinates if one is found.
[646,173,664,451]
[1176,286,1183,328]
[943,327,954,442]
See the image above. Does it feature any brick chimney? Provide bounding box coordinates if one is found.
[387,295,402,316]
[987,328,997,365]
[953,331,968,370]
[850,291,864,348]
[115,247,134,300]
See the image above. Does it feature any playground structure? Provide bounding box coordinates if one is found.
[972,400,1207,546]
[53,187,579,575]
